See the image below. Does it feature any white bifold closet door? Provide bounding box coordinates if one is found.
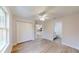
[16,22,34,43]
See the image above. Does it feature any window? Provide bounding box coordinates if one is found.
[0,7,9,52]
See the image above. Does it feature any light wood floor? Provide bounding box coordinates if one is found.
[11,39,79,53]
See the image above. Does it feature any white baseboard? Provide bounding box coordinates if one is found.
[62,42,79,50]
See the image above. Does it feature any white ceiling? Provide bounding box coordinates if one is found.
[8,6,79,20]
[9,6,47,18]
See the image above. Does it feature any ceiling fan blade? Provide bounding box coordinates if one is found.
[38,6,54,16]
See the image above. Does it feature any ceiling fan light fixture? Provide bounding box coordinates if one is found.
[39,14,47,21]
[40,17,45,21]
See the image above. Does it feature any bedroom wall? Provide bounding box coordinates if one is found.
[57,13,79,50]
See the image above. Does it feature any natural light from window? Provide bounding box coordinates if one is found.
[0,7,9,52]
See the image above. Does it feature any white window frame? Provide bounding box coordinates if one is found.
[0,7,9,53]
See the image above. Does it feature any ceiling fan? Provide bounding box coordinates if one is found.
[37,7,52,21]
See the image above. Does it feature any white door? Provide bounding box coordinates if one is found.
[54,21,62,38]
[16,22,34,43]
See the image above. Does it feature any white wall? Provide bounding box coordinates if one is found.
[61,14,79,50]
